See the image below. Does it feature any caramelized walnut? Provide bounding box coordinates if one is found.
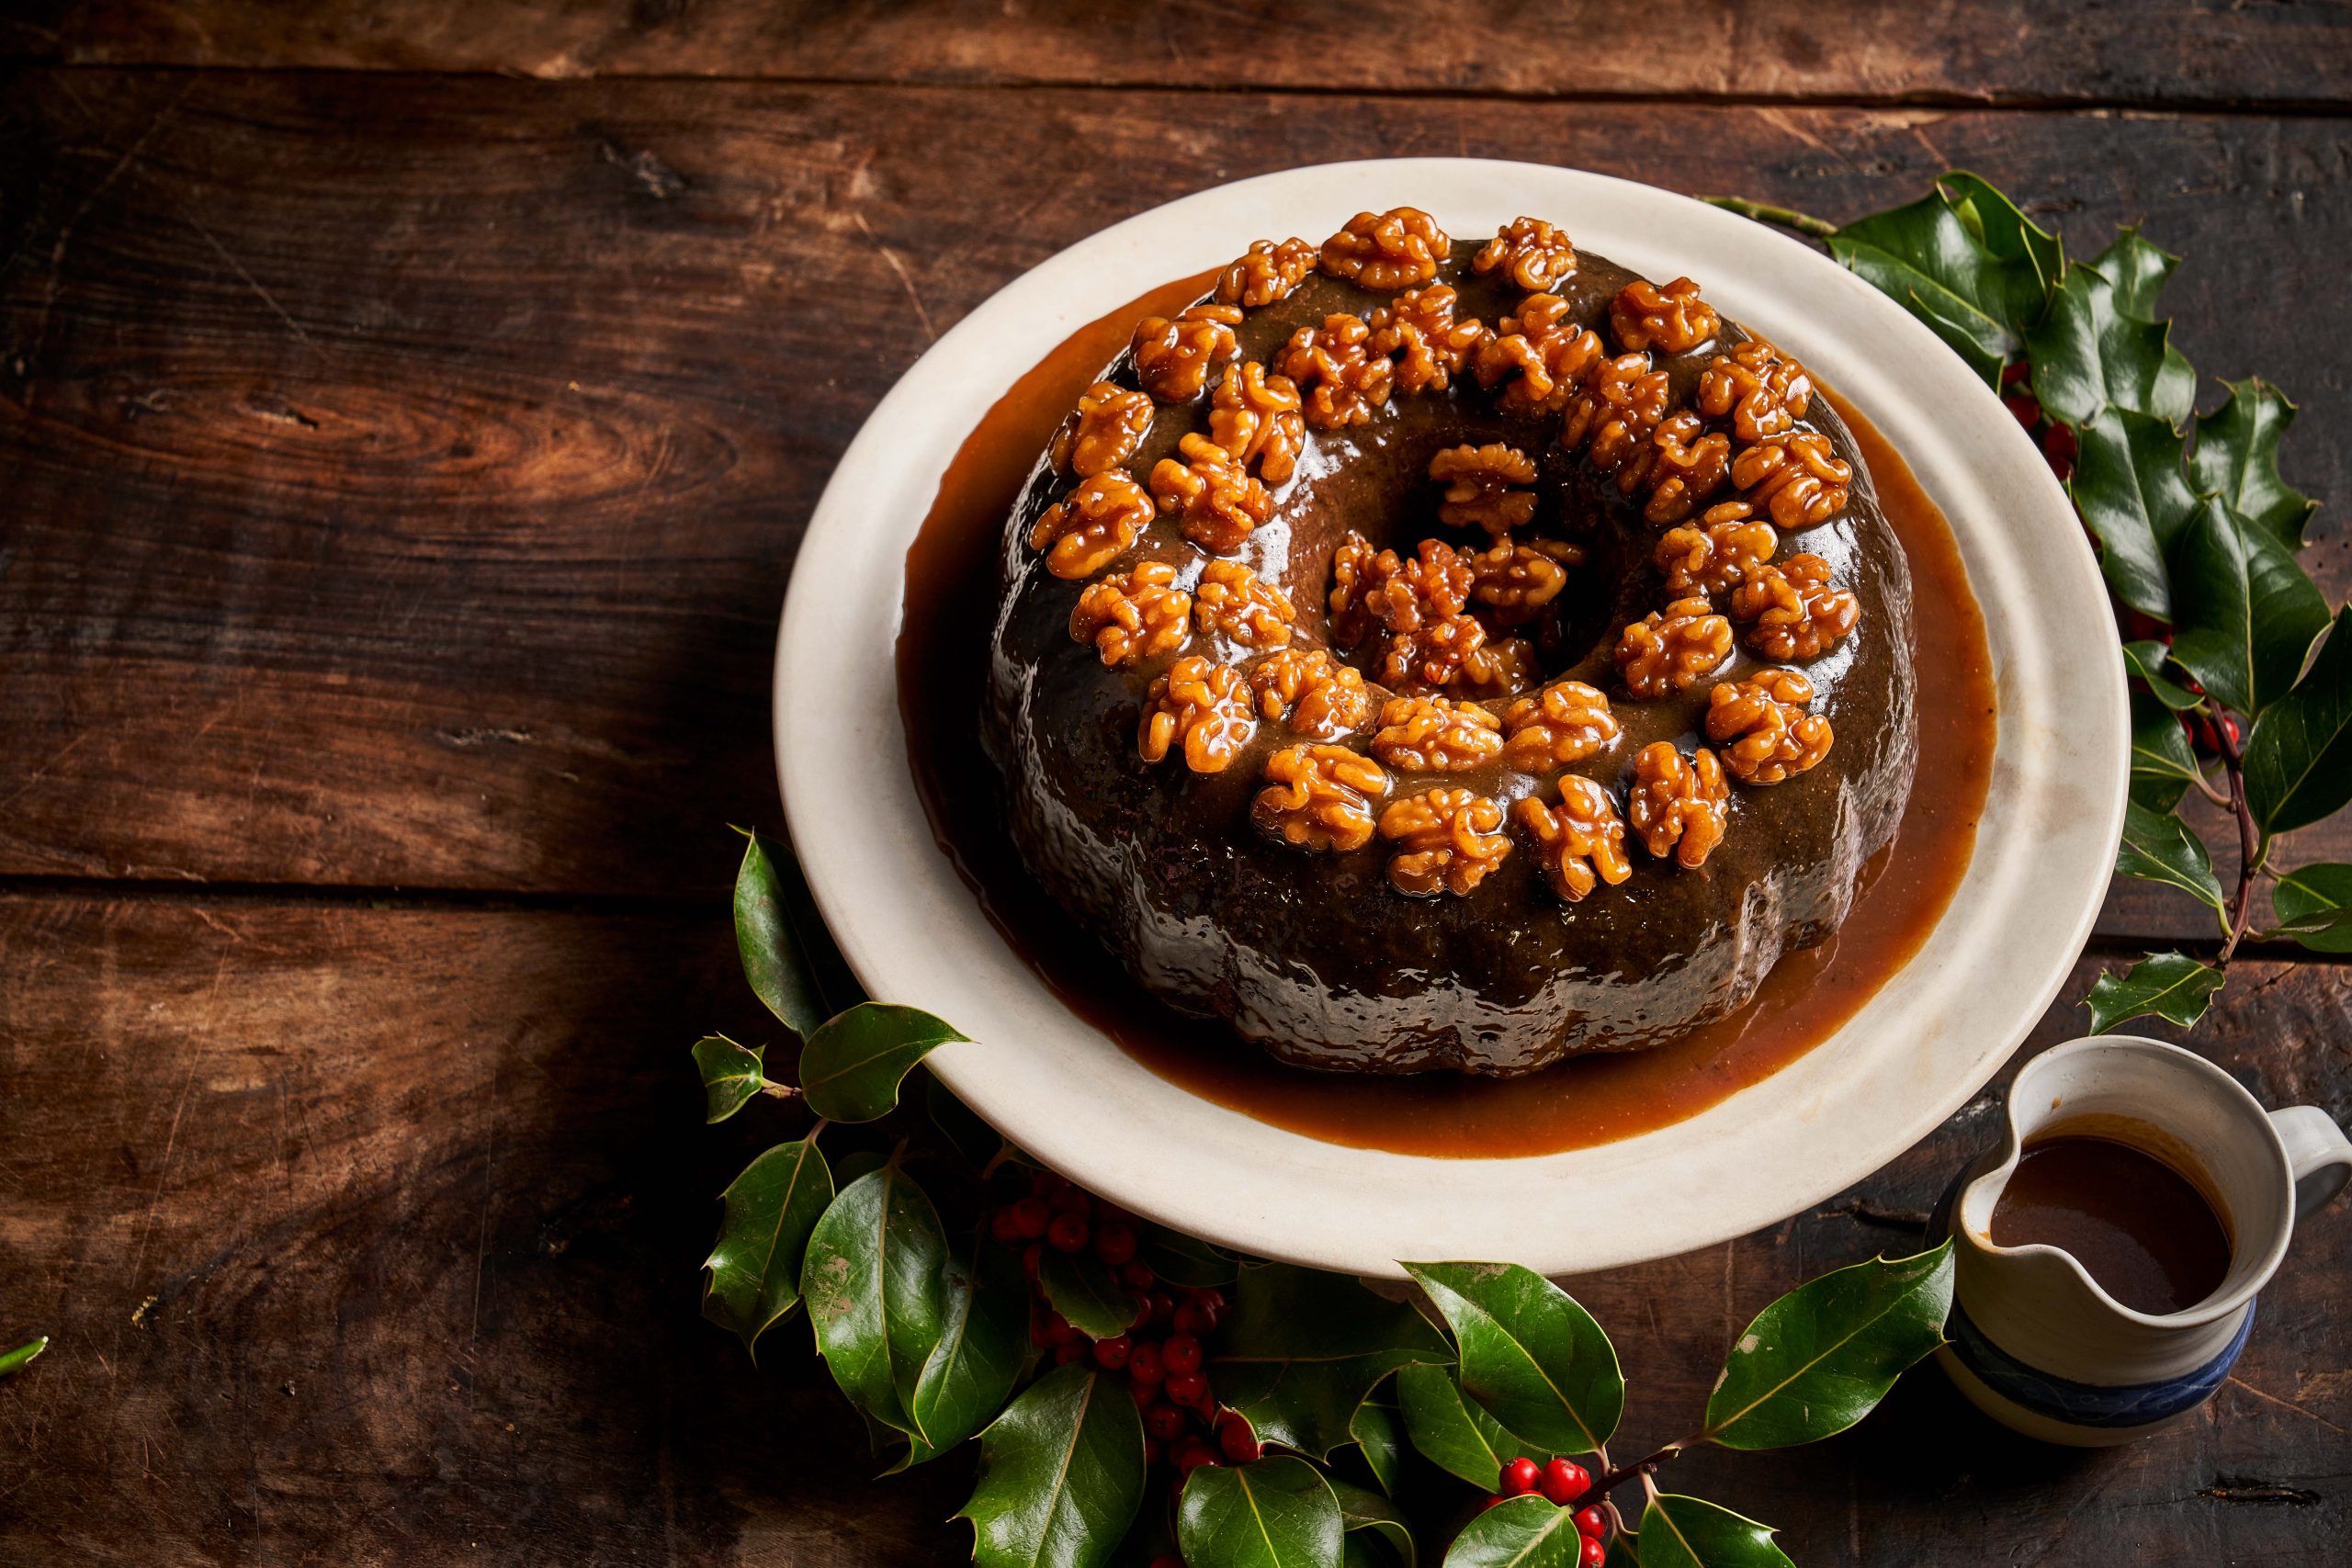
[1381,612,1532,697]
[1319,207,1450,290]
[1030,469,1153,579]
[1215,237,1319,309]
[1656,502,1778,597]
[1247,649,1374,738]
[1474,293,1605,416]
[1371,695,1504,773]
[1453,633,1540,701]
[1615,596,1734,699]
[1513,777,1633,901]
[1430,444,1539,535]
[1132,304,1242,402]
[1563,353,1671,474]
[1696,337,1815,444]
[1379,787,1510,897]
[1276,313,1395,430]
[1193,558,1295,649]
[1050,381,1154,479]
[1501,681,1619,770]
[1628,742,1729,869]
[1368,286,1491,394]
[1732,431,1852,529]
[1730,553,1859,661]
[1329,534,1473,649]
[1138,656,1256,773]
[1069,559,1191,667]
[1207,362,1306,485]
[1610,277,1720,355]
[1642,412,1734,525]
[1472,216,1578,293]
[1467,537,1583,626]
[1149,433,1273,555]
[1252,743,1388,852]
[1706,669,1834,784]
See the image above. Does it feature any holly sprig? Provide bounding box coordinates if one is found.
[697,830,1953,1567]
[1707,174,2351,1030]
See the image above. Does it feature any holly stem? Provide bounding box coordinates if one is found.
[758,1080,801,1100]
[1699,195,1838,239]
[2212,702,2263,964]
[1587,1431,1701,1500]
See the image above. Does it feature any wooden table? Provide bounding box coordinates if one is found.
[4,6,2348,1562]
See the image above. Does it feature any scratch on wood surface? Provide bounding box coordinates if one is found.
[1757,107,1855,170]
[181,212,315,346]
[852,210,938,344]
[2226,1374,2348,1434]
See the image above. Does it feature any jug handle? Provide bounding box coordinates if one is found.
[2269,1105,2352,1218]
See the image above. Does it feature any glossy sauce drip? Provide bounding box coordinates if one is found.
[1990,1135,2232,1314]
[898,274,1999,1157]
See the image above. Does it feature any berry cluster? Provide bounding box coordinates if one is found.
[1487,1456,1612,1565]
[1998,360,2078,483]
[989,1170,1254,1480]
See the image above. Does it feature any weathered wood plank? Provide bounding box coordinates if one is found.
[0,899,2343,1564]
[5,1,2348,108]
[2,73,2345,915]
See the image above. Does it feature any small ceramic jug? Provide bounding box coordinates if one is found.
[1931,1034,2352,1446]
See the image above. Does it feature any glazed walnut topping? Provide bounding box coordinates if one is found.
[1276,313,1396,430]
[1730,553,1860,661]
[1193,559,1295,649]
[1564,353,1671,474]
[1329,533,1473,649]
[1207,362,1306,485]
[1513,777,1633,902]
[1371,695,1504,773]
[1697,337,1815,444]
[1379,787,1511,897]
[1656,501,1778,597]
[1051,381,1154,478]
[1732,431,1852,529]
[1252,743,1388,852]
[1030,469,1153,579]
[1138,655,1256,773]
[1609,277,1720,356]
[1473,216,1578,293]
[1319,207,1451,290]
[1247,648,1374,738]
[1368,286,1492,395]
[1502,680,1619,770]
[1215,237,1319,309]
[1430,444,1539,535]
[1641,412,1734,526]
[1453,633,1540,701]
[1628,743,1730,869]
[1132,304,1243,403]
[1706,669,1835,784]
[1149,433,1273,555]
[1475,293,1605,416]
[1069,559,1191,667]
[1467,536,1583,626]
[1615,595,1735,699]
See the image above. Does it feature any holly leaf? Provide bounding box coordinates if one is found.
[2086,952,2225,1033]
[2271,864,2352,953]
[2069,408,2196,620]
[2245,604,2352,838]
[1210,1264,1453,1460]
[958,1365,1146,1568]
[2086,227,2179,321]
[1637,1495,1794,1568]
[2115,799,2227,928]
[1350,1395,1404,1497]
[2122,639,2203,711]
[1331,1479,1416,1568]
[798,1003,970,1123]
[1939,173,2064,304]
[1826,193,2040,386]
[803,1162,951,1438]
[1136,1222,1239,1288]
[906,1231,1029,1462]
[734,828,856,1032]
[1179,1457,1344,1568]
[692,1034,772,1123]
[1440,1495,1585,1568]
[0,1337,49,1379]
[2025,262,2196,429]
[2190,378,2318,550]
[1404,1262,1623,1459]
[1041,1249,1138,1341]
[2168,499,2330,717]
[2130,692,2203,814]
[701,1137,834,1355]
[1395,1362,1545,1490]
[1702,1242,1954,1450]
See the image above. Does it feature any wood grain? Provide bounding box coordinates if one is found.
[2,72,2345,922]
[6,1,2349,109]
[0,898,2343,1564]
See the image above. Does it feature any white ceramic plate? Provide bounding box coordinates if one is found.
[775,160,2127,1279]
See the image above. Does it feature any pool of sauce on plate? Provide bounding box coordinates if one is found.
[1990,1133,2232,1314]
[897,273,1999,1157]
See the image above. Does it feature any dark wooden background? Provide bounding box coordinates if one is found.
[3,5,2348,1563]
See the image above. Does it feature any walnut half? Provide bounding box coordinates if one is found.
[1030,470,1152,580]
[1138,656,1256,773]
[1706,669,1835,784]
[1513,777,1633,901]
[1502,681,1619,770]
[1729,554,1859,661]
[1247,649,1375,739]
[1379,787,1511,897]
[1371,695,1504,773]
[1069,559,1190,667]
[1429,444,1539,535]
[1628,743,1729,869]
[1615,597,1734,699]
[1319,207,1450,290]
[1251,743,1388,852]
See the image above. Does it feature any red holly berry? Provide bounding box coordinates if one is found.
[1010,1197,1051,1240]
[1121,1260,1158,1292]
[1145,1403,1188,1442]
[1094,1223,1138,1267]
[1141,1292,1175,1330]
[1127,1381,1157,1409]
[1579,1535,1606,1567]
[1048,1185,1092,1218]
[1043,1313,1080,1348]
[1165,1371,1207,1408]
[2042,422,2077,462]
[990,1207,1023,1245]
[2003,393,2041,430]
[1028,1314,1054,1350]
[1482,1495,1509,1511]
[1574,1506,1608,1538]
[1021,1244,1043,1282]
[1500,1457,1541,1496]
[1053,1341,1090,1366]
[1142,1437,1163,1470]
[1093,1335,1132,1371]
[1128,1342,1166,1384]
[1216,1411,1261,1464]
[1172,1302,1210,1337]
[1047,1213,1091,1254]
[1162,1335,1203,1376]
[1171,1438,1218,1478]
[1028,1168,1058,1200]
[1148,1554,1183,1568]
[2000,360,2032,387]
[1540,1458,1590,1506]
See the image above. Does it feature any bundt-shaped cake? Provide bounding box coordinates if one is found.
[981,209,1917,1077]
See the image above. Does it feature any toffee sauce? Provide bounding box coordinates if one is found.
[898,274,1999,1157]
[1990,1134,2233,1314]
